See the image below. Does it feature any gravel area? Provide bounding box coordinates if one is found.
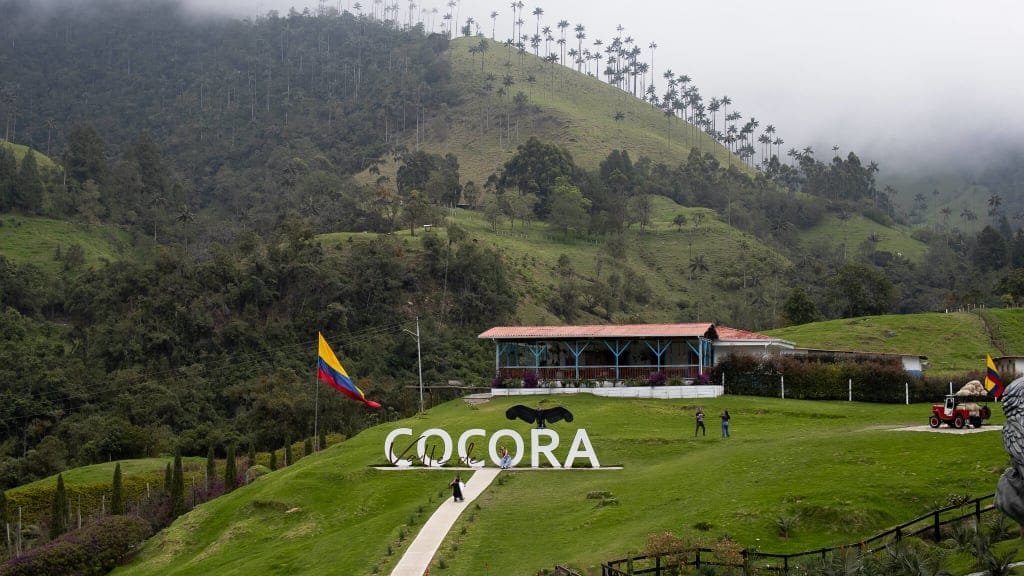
[894,424,1002,434]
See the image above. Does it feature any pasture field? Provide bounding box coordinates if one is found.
[112,394,1011,576]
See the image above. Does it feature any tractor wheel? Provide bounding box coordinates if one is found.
[970,416,982,428]
[929,416,941,428]
[981,406,992,420]
[953,416,965,429]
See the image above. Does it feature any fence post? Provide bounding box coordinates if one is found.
[933,511,941,541]
[781,375,785,399]
[655,554,661,575]
[905,382,909,405]
[849,378,852,402]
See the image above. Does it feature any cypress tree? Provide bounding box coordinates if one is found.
[319,429,327,452]
[284,439,293,467]
[247,444,256,468]
[269,451,277,471]
[1,488,7,552]
[205,445,216,491]
[111,463,124,515]
[163,462,172,494]
[170,450,184,518]
[224,445,237,491]
[304,437,313,457]
[50,474,68,538]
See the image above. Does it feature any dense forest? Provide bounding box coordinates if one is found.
[3,0,1024,494]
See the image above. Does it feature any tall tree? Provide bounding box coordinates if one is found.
[50,473,68,538]
[111,462,125,515]
[170,449,185,518]
[13,148,43,213]
[205,445,215,492]
[224,445,238,492]
[65,123,106,185]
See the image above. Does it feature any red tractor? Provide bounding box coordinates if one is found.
[929,394,991,429]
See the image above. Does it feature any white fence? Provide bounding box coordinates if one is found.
[490,385,724,399]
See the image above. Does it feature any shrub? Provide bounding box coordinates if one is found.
[647,372,668,386]
[490,374,505,388]
[0,515,151,576]
[522,372,540,388]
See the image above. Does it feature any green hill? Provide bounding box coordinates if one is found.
[764,311,1024,376]
[0,214,132,273]
[109,394,1008,576]
[369,35,745,188]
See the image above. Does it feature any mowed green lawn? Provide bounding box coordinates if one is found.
[112,394,1011,576]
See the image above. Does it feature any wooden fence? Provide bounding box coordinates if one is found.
[601,493,998,575]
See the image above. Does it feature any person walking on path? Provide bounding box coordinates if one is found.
[695,407,706,437]
[720,409,731,438]
[449,474,464,502]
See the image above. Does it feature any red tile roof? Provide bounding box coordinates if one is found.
[478,323,717,340]
[715,326,776,341]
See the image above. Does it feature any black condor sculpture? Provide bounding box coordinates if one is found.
[505,405,574,428]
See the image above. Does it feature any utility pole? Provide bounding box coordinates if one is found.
[403,317,424,413]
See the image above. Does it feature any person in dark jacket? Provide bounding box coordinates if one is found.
[449,474,464,502]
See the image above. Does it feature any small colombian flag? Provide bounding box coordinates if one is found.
[984,354,1004,399]
[318,332,381,409]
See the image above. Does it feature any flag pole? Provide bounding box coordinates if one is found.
[314,335,320,452]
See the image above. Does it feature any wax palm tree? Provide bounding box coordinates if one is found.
[177,203,196,255]
[989,193,1003,217]
[648,41,657,93]
[557,20,569,64]
[574,24,586,73]
[688,255,708,279]
[532,6,543,37]
[490,10,498,38]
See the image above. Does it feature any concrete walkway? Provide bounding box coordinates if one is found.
[390,468,501,576]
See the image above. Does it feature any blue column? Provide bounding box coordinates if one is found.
[604,339,631,380]
[645,339,672,372]
[565,341,590,380]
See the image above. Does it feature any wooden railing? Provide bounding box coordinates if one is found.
[498,365,706,382]
[601,494,998,575]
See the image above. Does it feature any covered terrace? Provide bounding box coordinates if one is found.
[478,323,719,383]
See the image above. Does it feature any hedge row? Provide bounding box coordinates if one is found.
[0,515,151,576]
[712,355,964,404]
[4,434,344,529]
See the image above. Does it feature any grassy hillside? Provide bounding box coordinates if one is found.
[1,139,60,171]
[369,36,744,188]
[765,312,1005,376]
[799,213,928,263]
[322,196,791,326]
[0,214,132,273]
[112,394,1008,576]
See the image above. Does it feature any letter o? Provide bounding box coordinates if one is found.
[488,429,525,468]
[416,428,453,467]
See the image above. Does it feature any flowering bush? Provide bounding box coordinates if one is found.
[695,373,711,386]
[0,515,151,576]
[646,372,668,386]
[522,372,540,388]
[490,373,505,388]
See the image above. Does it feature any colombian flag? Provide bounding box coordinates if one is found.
[985,354,1004,399]
[318,333,381,409]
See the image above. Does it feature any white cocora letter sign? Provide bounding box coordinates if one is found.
[383,427,600,468]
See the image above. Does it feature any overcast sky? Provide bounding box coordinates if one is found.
[188,0,1022,170]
